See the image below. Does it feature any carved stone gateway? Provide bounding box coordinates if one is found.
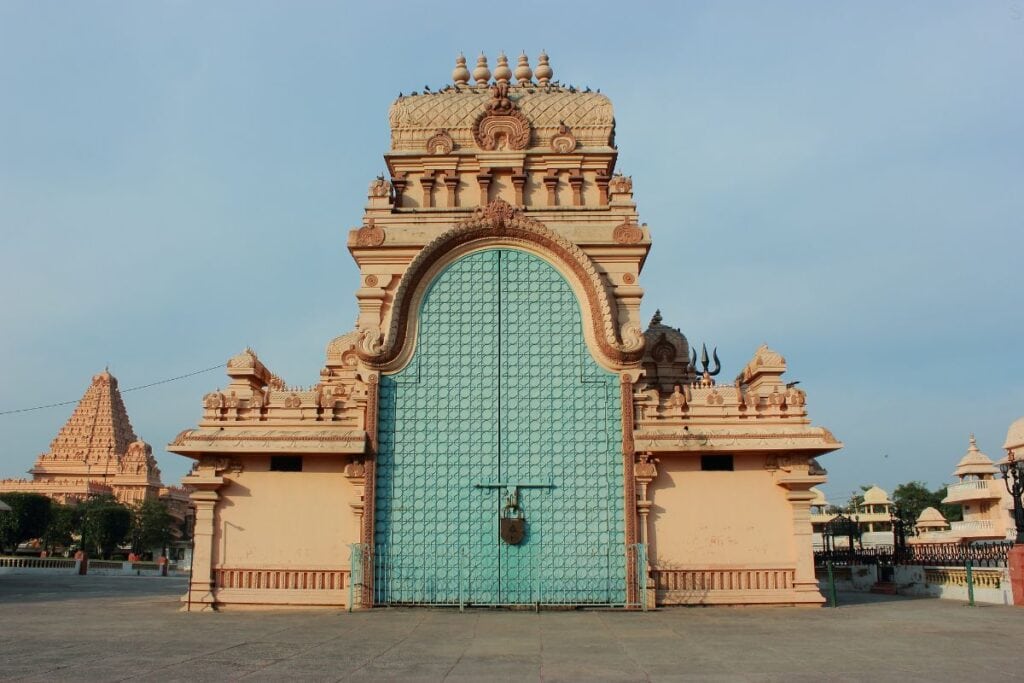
[168,51,842,612]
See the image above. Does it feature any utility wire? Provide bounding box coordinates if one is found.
[0,363,225,416]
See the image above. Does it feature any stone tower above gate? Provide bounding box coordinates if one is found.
[349,52,647,374]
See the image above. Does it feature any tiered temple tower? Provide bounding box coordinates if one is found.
[171,53,841,610]
[0,370,191,522]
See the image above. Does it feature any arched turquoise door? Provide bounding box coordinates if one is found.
[374,248,625,605]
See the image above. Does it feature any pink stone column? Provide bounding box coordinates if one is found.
[1008,545,1024,606]
[184,491,219,611]
[788,489,825,604]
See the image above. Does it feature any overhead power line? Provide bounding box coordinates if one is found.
[0,363,226,417]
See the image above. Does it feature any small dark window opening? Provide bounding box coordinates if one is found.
[270,456,303,472]
[701,455,734,471]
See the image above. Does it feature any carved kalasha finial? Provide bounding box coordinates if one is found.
[650,309,663,326]
[493,51,512,84]
[535,50,553,85]
[452,53,470,86]
[515,52,532,83]
[473,53,491,87]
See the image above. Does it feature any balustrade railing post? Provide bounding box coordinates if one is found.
[965,560,975,607]
[827,561,837,608]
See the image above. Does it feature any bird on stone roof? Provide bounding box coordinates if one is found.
[424,85,431,92]
[584,86,591,93]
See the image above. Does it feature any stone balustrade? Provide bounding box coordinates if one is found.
[653,568,795,593]
[213,567,349,591]
[950,520,995,532]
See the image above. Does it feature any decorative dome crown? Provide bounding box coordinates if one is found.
[862,485,891,505]
[917,506,947,523]
[388,52,614,153]
[954,434,997,477]
[1004,416,1024,452]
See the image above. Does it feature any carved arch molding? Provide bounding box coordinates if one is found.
[356,200,645,370]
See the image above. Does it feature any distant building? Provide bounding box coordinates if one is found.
[925,435,1015,542]
[0,370,192,537]
[914,506,950,535]
[810,485,894,548]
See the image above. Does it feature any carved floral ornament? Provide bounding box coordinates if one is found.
[549,123,576,153]
[368,177,391,198]
[425,129,454,155]
[356,199,645,369]
[472,82,531,151]
[609,174,633,194]
[355,218,386,247]
[612,219,644,244]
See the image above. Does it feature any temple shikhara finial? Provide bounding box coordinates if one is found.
[167,51,842,611]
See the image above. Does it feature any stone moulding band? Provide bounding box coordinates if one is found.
[356,199,645,370]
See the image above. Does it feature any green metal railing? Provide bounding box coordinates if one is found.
[350,542,647,610]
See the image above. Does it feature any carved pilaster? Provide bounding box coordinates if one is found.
[768,454,827,602]
[360,374,380,608]
[443,173,459,208]
[183,487,221,611]
[568,172,584,207]
[621,373,639,607]
[543,169,559,206]
[390,173,408,207]
[420,170,436,208]
[596,170,610,206]
[634,452,659,547]
[511,167,527,206]
[476,168,493,206]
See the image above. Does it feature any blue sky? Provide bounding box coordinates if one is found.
[1,2,1022,504]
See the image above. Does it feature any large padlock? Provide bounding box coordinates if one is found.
[499,503,526,545]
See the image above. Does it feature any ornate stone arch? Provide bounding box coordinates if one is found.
[356,199,644,372]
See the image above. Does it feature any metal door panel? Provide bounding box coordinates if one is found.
[375,248,624,605]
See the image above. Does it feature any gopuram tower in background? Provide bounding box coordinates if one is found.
[0,370,190,514]
[170,52,842,610]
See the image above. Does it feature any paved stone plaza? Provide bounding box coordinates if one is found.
[2,575,1023,682]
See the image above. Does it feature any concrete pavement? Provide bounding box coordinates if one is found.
[1,575,1022,682]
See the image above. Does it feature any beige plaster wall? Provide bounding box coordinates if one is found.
[211,456,357,569]
[649,454,796,568]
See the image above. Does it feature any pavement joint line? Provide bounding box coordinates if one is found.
[338,609,429,681]
[598,611,652,682]
[440,610,479,681]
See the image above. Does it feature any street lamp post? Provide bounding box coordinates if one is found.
[999,450,1024,545]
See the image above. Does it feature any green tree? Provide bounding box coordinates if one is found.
[933,486,963,523]
[0,492,52,553]
[892,480,963,530]
[892,481,936,523]
[42,503,78,553]
[131,499,173,556]
[79,495,132,559]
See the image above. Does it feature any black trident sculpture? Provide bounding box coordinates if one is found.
[689,343,721,378]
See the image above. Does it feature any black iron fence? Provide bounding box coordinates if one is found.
[815,541,1013,568]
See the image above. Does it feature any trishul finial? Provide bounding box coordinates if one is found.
[689,343,721,379]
